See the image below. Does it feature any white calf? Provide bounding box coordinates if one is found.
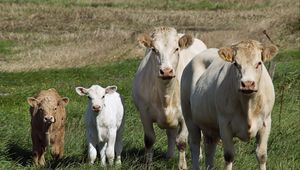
[76,85,124,166]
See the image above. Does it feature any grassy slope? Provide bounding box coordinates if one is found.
[0,50,299,169]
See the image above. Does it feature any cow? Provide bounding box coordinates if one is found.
[132,26,207,169]
[27,88,69,166]
[75,85,124,166]
[180,40,278,170]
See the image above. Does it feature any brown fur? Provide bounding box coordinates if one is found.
[178,34,193,49]
[137,33,153,48]
[218,47,235,62]
[28,88,69,166]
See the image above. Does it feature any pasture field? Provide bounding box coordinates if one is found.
[0,0,299,170]
[0,50,299,170]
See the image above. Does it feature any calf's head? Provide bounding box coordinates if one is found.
[138,27,194,80]
[28,90,69,125]
[218,40,278,94]
[76,85,117,112]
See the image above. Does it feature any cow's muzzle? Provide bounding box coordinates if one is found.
[92,105,101,112]
[239,81,257,94]
[44,116,55,123]
[159,68,175,80]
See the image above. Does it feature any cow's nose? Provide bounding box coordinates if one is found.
[92,105,101,112]
[241,81,255,90]
[159,67,175,79]
[44,116,55,123]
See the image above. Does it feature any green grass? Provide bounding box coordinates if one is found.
[0,50,299,169]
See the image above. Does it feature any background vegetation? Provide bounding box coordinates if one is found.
[0,0,299,169]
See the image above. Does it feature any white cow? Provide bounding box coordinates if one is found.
[181,40,278,170]
[132,27,207,169]
[75,85,124,166]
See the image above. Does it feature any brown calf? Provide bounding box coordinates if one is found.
[27,88,69,166]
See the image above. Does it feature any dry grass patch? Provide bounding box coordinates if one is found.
[0,0,299,71]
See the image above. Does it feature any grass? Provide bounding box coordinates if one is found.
[0,0,299,169]
[0,0,272,10]
[0,49,299,169]
[0,0,299,71]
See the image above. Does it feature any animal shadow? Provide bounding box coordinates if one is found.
[6,142,32,166]
[46,155,84,169]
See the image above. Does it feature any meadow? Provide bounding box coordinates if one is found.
[0,0,299,169]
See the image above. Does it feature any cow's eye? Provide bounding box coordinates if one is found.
[233,61,241,69]
[174,48,179,53]
[256,61,262,69]
[102,95,105,99]
[152,48,158,54]
[88,96,91,100]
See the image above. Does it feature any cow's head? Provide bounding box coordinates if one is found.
[218,40,278,95]
[138,27,194,80]
[76,85,117,112]
[27,92,69,125]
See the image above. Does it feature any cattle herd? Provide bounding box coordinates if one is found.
[27,27,278,170]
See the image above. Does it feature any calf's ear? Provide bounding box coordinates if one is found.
[75,87,88,96]
[218,47,235,62]
[105,86,117,94]
[61,97,69,105]
[262,44,278,62]
[137,33,153,48]
[178,34,193,49]
[27,97,39,107]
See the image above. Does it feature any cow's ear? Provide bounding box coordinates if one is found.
[75,87,88,96]
[218,47,235,62]
[137,33,153,48]
[179,34,193,49]
[105,86,117,94]
[61,97,69,105]
[27,97,39,107]
[262,44,278,62]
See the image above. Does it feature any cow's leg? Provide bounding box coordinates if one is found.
[219,121,234,170]
[38,148,46,166]
[106,128,117,165]
[32,144,40,166]
[87,141,97,164]
[51,140,64,161]
[256,116,271,170]
[32,132,41,166]
[176,117,188,170]
[204,135,218,170]
[32,143,45,166]
[115,127,123,165]
[188,123,201,170]
[166,128,176,159]
[142,118,155,165]
[98,142,107,166]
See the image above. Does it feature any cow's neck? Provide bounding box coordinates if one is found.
[157,78,179,108]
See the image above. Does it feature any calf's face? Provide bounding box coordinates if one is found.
[218,40,278,94]
[76,85,117,112]
[28,96,69,124]
[138,28,194,80]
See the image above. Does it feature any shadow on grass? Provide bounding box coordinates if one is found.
[121,146,175,169]
[46,155,84,169]
[5,142,84,169]
[6,142,32,166]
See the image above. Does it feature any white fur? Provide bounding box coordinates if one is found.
[76,85,124,166]
[133,27,207,170]
[181,42,276,170]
